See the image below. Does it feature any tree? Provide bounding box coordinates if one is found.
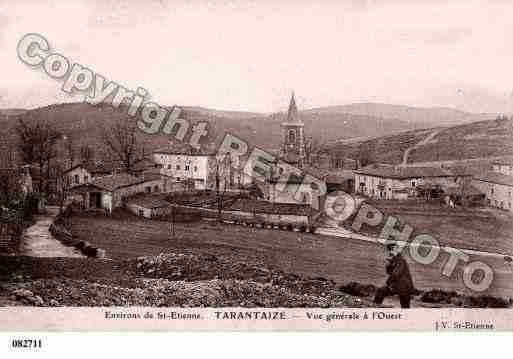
[457,175,473,208]
[101,118,143,172]
[0,149,20,207]
[79,144,95,164]
[63,134,76,168]
[304,136,321,165]
[16,118,61,194]
[54,163,71,212]
[212,153,232,223]
[356,142,373,168]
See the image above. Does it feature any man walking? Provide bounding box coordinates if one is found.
[374,242,416,308]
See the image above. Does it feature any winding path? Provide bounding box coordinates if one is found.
[20,206,84,258]
[401,130,439,166]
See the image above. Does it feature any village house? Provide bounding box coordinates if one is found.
[268,171,323,209]
[153,144,246,192]
[130,157,160,177]
[62,161,115,188]
[70,173,164,212]
[354,164,471,200]
[323,170,355,193]
[125,194,171,218]
[473,171,513,211]
[491,159,513,176]
[153,146,215,191]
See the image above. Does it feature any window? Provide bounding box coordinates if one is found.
[194,166,198,172]
[167,164,172,169]
[84,175,89,183]
[411,181,416,187]
[288,129,296,143]
[176,177,181,181]
[154,185,159,192]
[146,186,151,193]
[74,174,79,184]
[176,165,180,170]
[138,209,144,216]
[185,165,190,171]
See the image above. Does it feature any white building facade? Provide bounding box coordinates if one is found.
[473,171,513,212]
[152,150,214,190]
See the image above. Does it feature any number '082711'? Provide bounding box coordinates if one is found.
[11,339,42,348]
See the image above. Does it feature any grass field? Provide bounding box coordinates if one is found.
[65,212,513,299]
[366,200,513,255]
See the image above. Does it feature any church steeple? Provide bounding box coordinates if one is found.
[286,92,301,124]
[281,91,305,168]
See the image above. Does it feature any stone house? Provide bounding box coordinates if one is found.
[70,173,164,212]
[491,159,513,176]
[153,147,215,191]
[354,164,471,200]
[62,161,115,188]
[473,171,513,211]
[125,194,171,218]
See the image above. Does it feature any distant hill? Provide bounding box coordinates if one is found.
[325,117,513,165]
[0,102,497,162]
[306,103,494,129]
[0,109,27,117]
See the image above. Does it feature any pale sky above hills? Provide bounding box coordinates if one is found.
[2,0,513,113]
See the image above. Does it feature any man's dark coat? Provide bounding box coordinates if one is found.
[385,253,415,295]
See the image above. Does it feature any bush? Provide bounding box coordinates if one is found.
[420,289,457,304]
[339,282,377,297]
[420,289,511,308]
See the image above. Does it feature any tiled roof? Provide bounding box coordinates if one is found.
[323,170,355,184]
[354,164,467,179]
[88,173,157,192]
[153,143,215,156]
[492,158,513,166]
[227,198,318,216]
[131,158,157,172]
[474,171,513,187]
[64,161,116,175]
[126,194,170,209]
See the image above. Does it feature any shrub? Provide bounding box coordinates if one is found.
[339,282,377,297]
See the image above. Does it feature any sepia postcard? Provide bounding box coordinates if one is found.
[1,0,513,333]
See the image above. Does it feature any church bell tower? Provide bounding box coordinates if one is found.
[281,92,305,168]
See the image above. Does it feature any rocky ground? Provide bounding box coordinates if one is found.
[0,253,368,307]
[2,252,509,308]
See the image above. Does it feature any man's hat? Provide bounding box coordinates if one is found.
[386,242,397,251]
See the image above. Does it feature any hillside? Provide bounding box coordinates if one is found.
[326,117,513,165]
[306,103,494,129]
[0,102,494,159]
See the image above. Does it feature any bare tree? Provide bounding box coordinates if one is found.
[211,153,232,223]
[54,163,71,212]
[457,175,473,208]
[16,118,61,194]
[101,118,143,172]
[63,134,76,168]
[79,144,95,164]
[356,142,373,168]
[304,136,321,165]
[0,149,20,207]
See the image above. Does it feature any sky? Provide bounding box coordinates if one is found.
[2,0,513,113]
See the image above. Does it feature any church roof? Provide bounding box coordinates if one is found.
[285,92,302,124]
